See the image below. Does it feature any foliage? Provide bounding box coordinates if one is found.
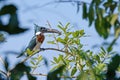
[0,4,28,34]
[82,0,120,39]
[0,57,36,80]
[57,0,120,50]
[0,33,5,43]
[0,0,120,80]
[45,23,120,80]
[0,20,120,80]
[47,65,65,80]
[106,54,120,80]
[0,1,32,80]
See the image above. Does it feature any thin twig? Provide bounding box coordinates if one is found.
[56,0,90,5]
[22,0,90,12]
[43,48,66,53]
[31,73,77,78]
[31,73,47,76]
[0,69,7,77]
[0,56,5,66]
[47,21,60,49]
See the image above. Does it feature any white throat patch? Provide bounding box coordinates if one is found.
[36,32,41,35]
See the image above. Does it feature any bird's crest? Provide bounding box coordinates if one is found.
[34,24,40,34]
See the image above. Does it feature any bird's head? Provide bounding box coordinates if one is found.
[34,24,61,35]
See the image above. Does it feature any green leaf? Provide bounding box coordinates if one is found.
[0,5,28,35]
[47,65,65,80]
[27,73,36,80]
[30,61,35,65]
[0,4,17,15]
[79,30,85,36]
[0,33,5,43]
[37,55,43,61]
[97,63,105,71]
[47,41,56,44]
[100,47,106,53]
[95,16,111,39]
[53,57,58,63]
[107,54,120,80]
[107,38,117,53]
[26,48,33,55]
[10,63,36,80]
[58,55,63,62]
[110,2,117,13]
[57,24,65,32]
[88,4,94,26]
[72,30,84,38]
[94,0,101,6]
[103,2,112,8]
[95,18,102,36]
[95,55,100,63]
[65,22,70,30]
[71,67,77,76]
[118,4,120,12]
[77,71,88,80]
[115,27,120,38]
[75,38,80,45]
[57,37,66,44]
[0,16,28,35]
[110,14,118,25]
[82,3,87,19]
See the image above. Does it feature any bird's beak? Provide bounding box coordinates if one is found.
[34,24,61,35]
[44,28,61,35]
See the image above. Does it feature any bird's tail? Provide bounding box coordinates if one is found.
[16,50,26,58]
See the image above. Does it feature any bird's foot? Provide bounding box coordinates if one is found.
[40,48,45,51]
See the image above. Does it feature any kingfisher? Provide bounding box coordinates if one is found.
[17,25,61,58]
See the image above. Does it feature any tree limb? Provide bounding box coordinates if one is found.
[20,48,72,63]
[31,73,77,78]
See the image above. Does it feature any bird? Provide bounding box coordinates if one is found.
[17,25,61,58]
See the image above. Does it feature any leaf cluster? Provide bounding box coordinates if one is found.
[47,23,120,80]
[82,0,120,39]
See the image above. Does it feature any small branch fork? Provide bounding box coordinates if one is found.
[31,73,77,78]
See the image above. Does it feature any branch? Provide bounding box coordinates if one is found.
[0,69,7,77]
[56,0,90,5]
[22,0,90,12]
[0,56,5,66]
[31,73,77,78]
[43,48,66,53]
[20,48,72,63]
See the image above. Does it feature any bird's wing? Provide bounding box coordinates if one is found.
[16,36,36,58]
[26,36,36,51]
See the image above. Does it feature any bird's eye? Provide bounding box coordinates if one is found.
[40,27,45,30]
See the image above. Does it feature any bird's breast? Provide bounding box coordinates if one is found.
[37,34,45,43]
